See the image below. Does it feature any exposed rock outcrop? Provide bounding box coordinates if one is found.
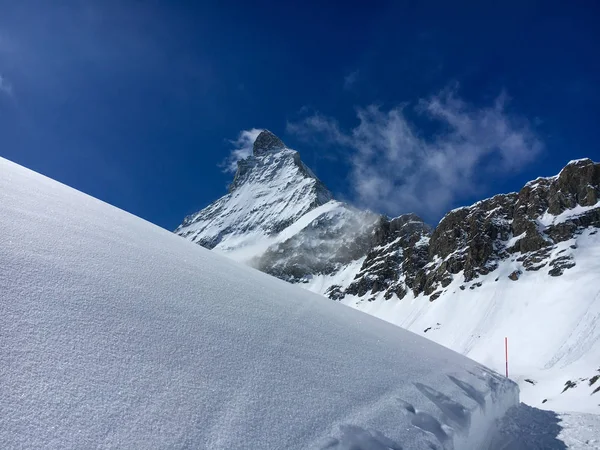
[252,129,286,156]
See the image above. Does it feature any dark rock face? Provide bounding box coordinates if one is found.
[548,255,576,277]
[425,193,516,289]
[518,248,551,272]
[511,159,600,252]
[253,130,286,156]
[548,159,600,213]
[325,285,344,301]
[343,214,431,300]
[412,158,599,297]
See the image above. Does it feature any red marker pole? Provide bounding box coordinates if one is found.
[505,337,509,378]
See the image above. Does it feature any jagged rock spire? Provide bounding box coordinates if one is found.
[253,130,285,156]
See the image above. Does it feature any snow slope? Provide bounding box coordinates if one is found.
[334,229,600,414]
[0,157,518,449]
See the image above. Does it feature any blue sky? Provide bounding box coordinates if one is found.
[0,1,598,229]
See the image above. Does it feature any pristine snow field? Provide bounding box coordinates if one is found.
[0,157,519,449]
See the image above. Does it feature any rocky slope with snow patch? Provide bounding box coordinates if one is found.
[391,158,600,302]
[341,213,432,301]
[314,158,600,304]
[346,226,600,413]
[335,158,600,413]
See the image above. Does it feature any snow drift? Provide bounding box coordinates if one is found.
[0,157,518,449]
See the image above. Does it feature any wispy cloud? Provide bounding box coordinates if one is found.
[221,128,263,173]
[287,86,543,220]
[0,74,13,96]
[343,70,360,90]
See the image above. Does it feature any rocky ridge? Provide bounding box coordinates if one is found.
[335,158,600,302]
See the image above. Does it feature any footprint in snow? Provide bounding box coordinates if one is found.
[397,399,452,450]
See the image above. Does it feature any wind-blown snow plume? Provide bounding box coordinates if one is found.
[221,128,263,173]
[288,87,543,220]
[0,74,12,96]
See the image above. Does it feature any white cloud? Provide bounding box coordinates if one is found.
[343,70,359,90]
[0,74,13,96]
[221,128,263,173]
[287,86,543,220]
[286,113,350,146]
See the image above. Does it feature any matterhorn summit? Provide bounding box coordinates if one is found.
[176,130,335,261]
[251,129,286,156]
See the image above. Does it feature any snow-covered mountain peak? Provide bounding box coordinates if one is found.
[252,129,286,156]
[176,136,333,261]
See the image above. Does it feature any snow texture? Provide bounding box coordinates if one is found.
[0,157,518,449]
[558,412,600,449]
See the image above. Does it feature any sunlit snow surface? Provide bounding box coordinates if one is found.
[0,157,518,449]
